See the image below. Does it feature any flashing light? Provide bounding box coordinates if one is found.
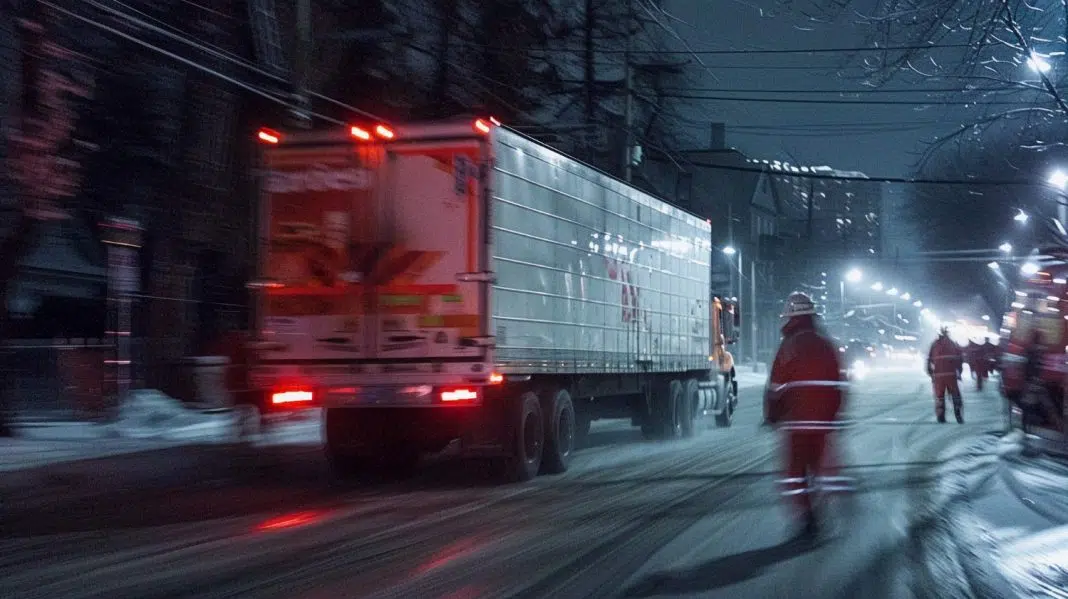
[272,390,314,405]
[473,119,493,134]
[374,124,395,140]
[350,125,372,141]
[257,128,280,144]
[441,388,479,402]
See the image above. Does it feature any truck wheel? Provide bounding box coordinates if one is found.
[681,379,700,437]
[661,380,684,440]
[715,376,734,428]
[540,389,575,474]
[499,392,544,482]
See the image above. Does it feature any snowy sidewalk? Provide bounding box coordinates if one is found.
[923,432,1068,598]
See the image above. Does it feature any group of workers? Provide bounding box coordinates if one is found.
[763,291,999,541]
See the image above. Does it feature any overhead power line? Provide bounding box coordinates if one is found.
[460,41,986,56]
[39,0,347,125]
[685,160,1056,187]
[660,94,1050,106]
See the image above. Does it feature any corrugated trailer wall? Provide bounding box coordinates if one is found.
[489,129,713,375]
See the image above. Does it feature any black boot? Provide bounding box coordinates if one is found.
[954,406,964,424]
[937,412,946,423]
[793,510,819,542]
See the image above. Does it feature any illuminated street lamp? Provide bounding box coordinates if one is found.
[999,242,1013,253]
[982,315,991,321]
[871,282,883,291]
[1050,169,1068,189]
[988,261,1000,270]
[1021,262,1040,276]
[886,287,899,295]
[913,300,923,307]
[1028,53,1052,73]
[722,246,737,255]
[845,268,863,283]
[1014,209,1029,224]
[900,292,911,300]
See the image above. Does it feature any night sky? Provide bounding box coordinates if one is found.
[665,0,967,178]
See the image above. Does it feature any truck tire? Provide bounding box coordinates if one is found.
[498,392,544,482]
[681,379,700,437]
[661,380,684,440]
[540,389,575,474]
[715,375,735,428]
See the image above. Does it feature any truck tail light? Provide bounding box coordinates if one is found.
[374,124,395,140]
[272,389,315,406]
[440,388,478,403]
[489,372,504,384]
[257,128,281,144]
[350,125,372,141]
[473,119,492,134]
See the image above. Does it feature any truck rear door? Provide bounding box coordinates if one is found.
[371,139,489,361]
[260,142,374,362]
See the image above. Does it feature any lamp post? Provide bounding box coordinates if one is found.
[100,217,143,416]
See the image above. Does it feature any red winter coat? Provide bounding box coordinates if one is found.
[927,336,962,378]
[765,316,846,430]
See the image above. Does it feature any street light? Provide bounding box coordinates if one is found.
[900,292,911,300]
[988,261,1000,270]
[845,268,863,283]
[999,242,1013,253]
[1021,262,1040,275]
[1014,209,1029,224]
[913,300,923,307]
[1028,53,1052,73]
[722,246,737,255]
[871,282,884,291]
[1050,169,1068,190]
[981,314,991,321]
[886,287,899,295]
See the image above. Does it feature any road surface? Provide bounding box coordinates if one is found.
[0,368,1006,599]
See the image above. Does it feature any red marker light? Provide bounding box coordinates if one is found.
[489,372,504,384]
[257,128,280,144]
[350,126,372,141]
[473,119,492,134]
[441,388,478,402]
[374,124,395,140]
[272,390,314,405]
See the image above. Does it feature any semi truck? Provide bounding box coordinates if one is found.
[249,118,740,481]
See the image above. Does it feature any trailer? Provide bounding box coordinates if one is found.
[249,118,741,481]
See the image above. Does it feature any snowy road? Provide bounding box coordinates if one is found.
[0,369,1008,599]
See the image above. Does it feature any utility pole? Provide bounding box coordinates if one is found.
[622,0,634,182]
[751,259,758,367]
[291,0,313,128]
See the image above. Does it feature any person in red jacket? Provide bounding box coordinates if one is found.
[765,291,848,539]
[927,327,964,423]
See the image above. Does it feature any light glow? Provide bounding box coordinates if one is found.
[350,125,372,141]
[271,390,314,405]
[257,128,280,144]
[441,388,478,402]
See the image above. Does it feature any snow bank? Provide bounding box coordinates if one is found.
[111,389,235,441]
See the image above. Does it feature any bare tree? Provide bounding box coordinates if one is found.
[785,0,1068,161]
[0,10,92,434]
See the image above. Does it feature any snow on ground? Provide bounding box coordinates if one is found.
[926,432,1068,599]
[3,391,322,472]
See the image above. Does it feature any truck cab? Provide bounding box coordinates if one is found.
[708,296,740,426]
